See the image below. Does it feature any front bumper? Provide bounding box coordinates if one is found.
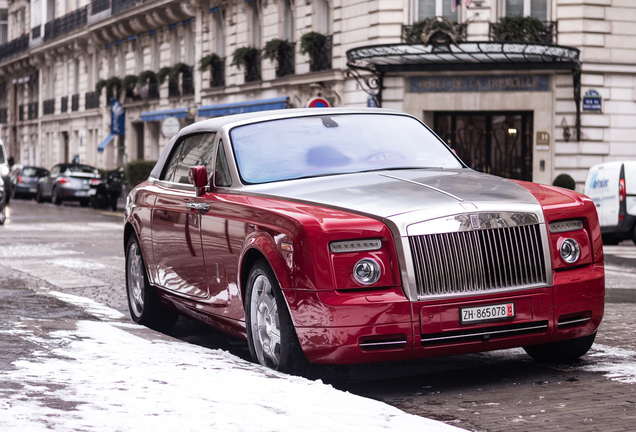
[284,263,605,365]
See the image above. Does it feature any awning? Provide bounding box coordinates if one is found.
[141,107,189,122]
[346,42,580,73]
[198,96,289,118]
[97,134,116,153]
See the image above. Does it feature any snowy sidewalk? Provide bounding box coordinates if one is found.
[0,290,465,432]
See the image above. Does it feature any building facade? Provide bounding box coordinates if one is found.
[0,0,633,190]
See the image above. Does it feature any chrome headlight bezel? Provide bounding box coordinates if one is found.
[560,238,580,264]
[353,258,382,285]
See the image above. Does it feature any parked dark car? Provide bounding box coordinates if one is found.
[36,163,100,206]
[90,169,124,211]
[0,176,6,224]
[10,165,49,199]
[0,139,11,205]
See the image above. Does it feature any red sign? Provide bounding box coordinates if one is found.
[306,97,331,108]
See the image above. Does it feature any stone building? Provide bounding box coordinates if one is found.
[0,0,633,190]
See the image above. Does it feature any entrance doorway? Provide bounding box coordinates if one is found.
[434,111,533,182]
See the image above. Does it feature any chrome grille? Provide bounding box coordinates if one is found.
[409,224,547,297]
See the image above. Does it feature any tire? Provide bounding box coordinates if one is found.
[245,260,311,375]
[80,199,89,207]
[524,332,596,362]
[52,187,62,205]
[125,235,178,331]
[35,186,45,203]
[0,204,5,225]
[602,234,619,246]
[110,199,118,212]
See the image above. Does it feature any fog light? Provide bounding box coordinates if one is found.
[353,258,381,285]
[560,238,580,264]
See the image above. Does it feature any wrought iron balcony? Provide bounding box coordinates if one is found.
[0,35,29,62]
[308,35,332,72]
[32,26,41,39]
[0,108,7,124]
[168,79,180,98]
[71,94,80,111]
[276,43,296,78]
[182,66,194,95]
[43,99,55,115]
[61,96,68,113]
[44,6,88,42]
[112,0,140,16]
[489,21,557,44]
[148,81,159,99]
[210,58,225,88]
[85,92,99,109]
[18,104,25,122]
[91,0,110,15]
[28,102,38,120]
[245,54,262,83]
[401,23,467,43]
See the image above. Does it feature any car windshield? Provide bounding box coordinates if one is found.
[66,165,99,175]
[230,114,462,184]
[22,167,47,177]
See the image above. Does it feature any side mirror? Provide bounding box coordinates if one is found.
[188,166,208,197]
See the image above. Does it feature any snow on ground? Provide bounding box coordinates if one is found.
[0,296,465,432]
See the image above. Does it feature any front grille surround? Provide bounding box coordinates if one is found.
[409,223,549,298]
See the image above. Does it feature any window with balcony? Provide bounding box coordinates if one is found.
[0,9,8,44]
[315,0,331,34]
[417,0,458,22]
[282,0,294,42]
[502,0,548,21]
[248,0,261,48]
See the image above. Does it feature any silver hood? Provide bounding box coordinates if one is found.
[244,168,544,236]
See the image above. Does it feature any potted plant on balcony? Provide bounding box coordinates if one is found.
[262,39,295,78]
[137,70,159,99]
[122,74,138,102]
[199,53,225,87]
[299,32,331,72]
[491,16,546,43]
[231,47,261,82]
[96,77,122,100]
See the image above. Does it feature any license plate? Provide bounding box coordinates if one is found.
[28,188,36,193]
[461,303,515,324]
[89,189,96,196]
[76,190,88,197]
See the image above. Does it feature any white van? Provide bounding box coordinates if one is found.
[584,161,636,244]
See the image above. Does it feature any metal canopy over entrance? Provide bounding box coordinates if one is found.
[346,42,581,141]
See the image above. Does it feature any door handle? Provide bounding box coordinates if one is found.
[187,202,210,213]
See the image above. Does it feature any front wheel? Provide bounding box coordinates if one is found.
[52,187,62,205]
[125,235,178,331]
[245,260,310,375]
[524,332,596,362]
[36,186,45,203]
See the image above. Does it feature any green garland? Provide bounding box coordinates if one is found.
[299,32,327,58]
[199,54,223,72]
[491,15,546,43]
[231,47,260,70]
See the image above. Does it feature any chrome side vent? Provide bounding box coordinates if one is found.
[410,224,547,297]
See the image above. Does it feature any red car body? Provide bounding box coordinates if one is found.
[124,108,604,371]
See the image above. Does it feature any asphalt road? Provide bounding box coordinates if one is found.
[1,198,635,432]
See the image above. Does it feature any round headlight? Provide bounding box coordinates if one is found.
[353,258,381,285]
[560,238,580,264]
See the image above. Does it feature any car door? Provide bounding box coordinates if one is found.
[151,133,216,298]
[42,165,60,196]
[199,139,246,314]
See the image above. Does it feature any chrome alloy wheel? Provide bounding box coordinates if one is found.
[249,274,282,368]
[127,241,145,318]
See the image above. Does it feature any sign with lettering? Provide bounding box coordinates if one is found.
[410,75,549,93]
[536,131,550,151]
[583,89,602,112]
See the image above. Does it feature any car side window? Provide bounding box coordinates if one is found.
[162,133,217,184]
[214,141,232,187]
